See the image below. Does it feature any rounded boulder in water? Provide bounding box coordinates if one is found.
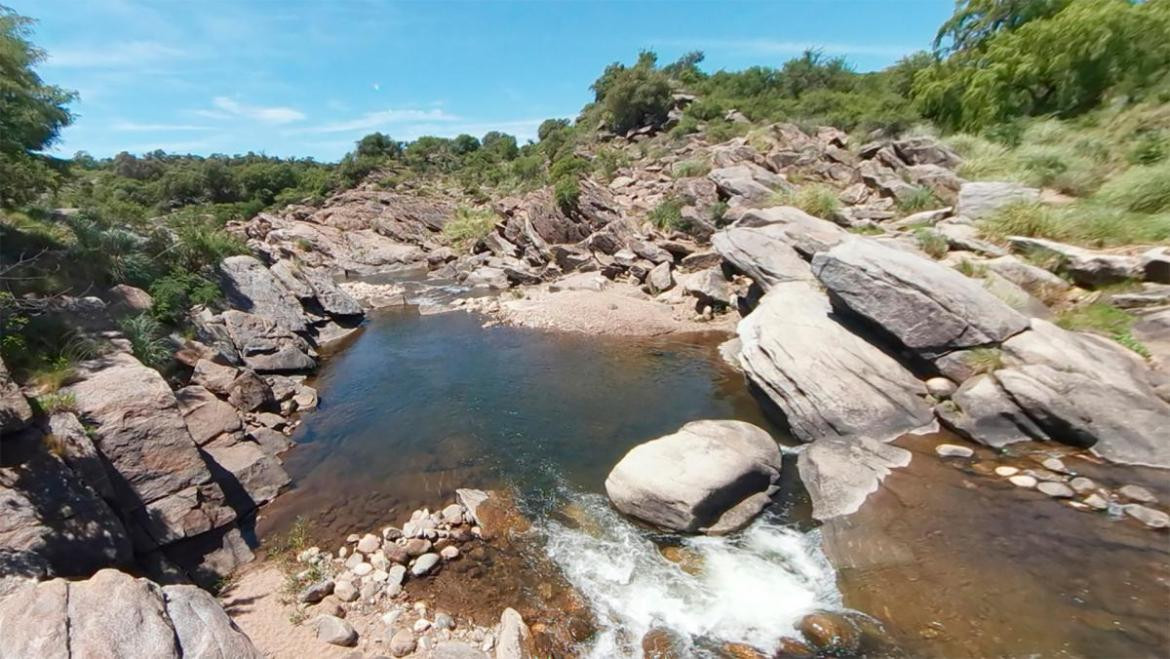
[604,419,782,534]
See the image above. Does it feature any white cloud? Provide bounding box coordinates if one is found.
[654,38,914,59]
[303,108,460,134]
[45,41,190,68]
[201,96,306,124]
[111,121,211,132]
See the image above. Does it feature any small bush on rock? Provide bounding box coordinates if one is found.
[896,187,940,214]
[914,228,950,259]
[1056,303,1149,358]
[671,159,710,178]
[442,207,498,250]
[119,313,171,369]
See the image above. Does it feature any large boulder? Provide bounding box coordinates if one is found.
[202,437,291,507]
[983,254,1071,300]
[937,374,1049,448]
[0,429,133,578]
[300,267,363,317]
[712,226,813,291]
[0,569,261,658]
[797,436,912,520]
[737,283,933,442]
[728,206,846,258]
[174,386,243,445]
[221,310,316,373]
[708,164,788,202]
[218,255,308,332]
[605,420,782,534]
[62,353,235,549]
[812,238,1029,357]
[956,181,1039,220]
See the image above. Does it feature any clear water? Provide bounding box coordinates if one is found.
[260,306,840,656]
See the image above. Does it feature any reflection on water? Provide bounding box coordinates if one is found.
[260,307,784,543]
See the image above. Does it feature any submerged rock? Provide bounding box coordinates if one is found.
[605,419,782,534]
[797,436,912,520]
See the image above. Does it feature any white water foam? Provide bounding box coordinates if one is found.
[539,492,842,658]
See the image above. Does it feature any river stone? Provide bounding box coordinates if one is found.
[316,614,358,647]
[334,579,358,602]
[1069,477,1097,494]
[1006,236,1140,287]
[298,578,334,604]
[935,444,974,458]
[1124,504,1170,528]
[496,607,534,659]
[466,266,509,289]
[956,181,1039,221]
[221,310,316,373]
[737,283,932,442]
[798,436,912,520]
[1037,482,1075,498]
[218,255,308,332]
[995,466,1019,477]
[711,226,813,290]
[1084,494,1109,510]
[677,268,732,307]
[387,564,407,586]
[925,377,957,398]
[605,420,781,534]
[1118,484,1157,503]
[1009,475,1037,488]
[799,611,861,654]
[227,368,276,412]
[356,533,381,554]
[191,358,240,396]
[812,238,1029,357]
[411,553,441,577]
[389,629,418,657]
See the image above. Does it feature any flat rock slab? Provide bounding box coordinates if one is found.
[798,436,912,520]
[737,282,932,442]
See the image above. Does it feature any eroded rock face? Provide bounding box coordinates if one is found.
[221,310,316,373]
[728,206,846,257]
[812,238,1029,357]
[63,353,235,549]
[605,419,782,534]
[0,569,261,658]
[737,283,932,442]
[218,255,308,333]
[1006,236,1141,287]
[797,436,912,521]
[0,357,32,435]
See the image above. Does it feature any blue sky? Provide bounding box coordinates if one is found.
[14,1,953,162]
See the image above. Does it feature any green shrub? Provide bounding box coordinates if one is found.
[709,201,729,225]
[979,203,1061,241]
[149,271,221,325]
[1015,143,1099,196]
[35,391,77,414]
[671,159,710,178]
[914,228,950,259]
[1096,161,1170,214]
[593,148,629,181]
[896,187,941,214]
[686,98,725,122]
[119,314,171,369]
[965,348,1005,374]
[442,207,498,249]
[1056,303,1149,358]
[981,200,1170,247]
[511,155,544,182]
[648,198,690,232]
[553,177,580,213]
[954,258,988,278]
[780,184,840,218]
[946,134,1021,181]
[1127,131,1168,165]
[669,115,700,139]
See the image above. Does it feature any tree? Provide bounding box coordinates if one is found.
[355,132,402,159]
[0,7,76,206]
[778,50,854,98]
[934,0,1071,54]
[451,133,480,155]
[594,51,672,134]
[481,131,519,160]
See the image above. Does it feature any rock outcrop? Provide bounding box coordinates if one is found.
[797,436,912,520]
[0,568,262,658]
[218,255,309,333]
[605,420,782,534]
[0,358,32,435]
[736,283,933,442]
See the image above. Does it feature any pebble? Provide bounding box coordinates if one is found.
[360,581,381,602]
[337,546,348,558]
[935,444,974,458]
[440,546,460,560]
[388,629,416,657]
[346,534,359,543]
[1024,468,1064,483]
[442,504,465,524]
[925,376,957,398]
[372,569,389,583]
[1009,475,1037,488]
[316,615,358,647]
[1119,484,1157,503]
[344,553,363,570]
[994,466,1019,477]
[798,611,861,653]
[298,579,334,604]
[1041,457,1068,474]
[411,553,441,577]
[381,608,402,626]
[333,579,358,602]
[371,552,390,571]
[1125,504,1170,528]
[434,612,455,630]
[1037,482,1074,498]
[352,562,373,577]
[387,564,407,586]
[296,546,320,563]
[356,533,381,554]
[1084,494,1109,510]
[382,526,403,540]
[404,538,432,557]
[413,619,432,632]
[1069,477,1097,494]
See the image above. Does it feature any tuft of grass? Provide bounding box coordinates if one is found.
[119,314,171,369]
[946,134,1020,181]
[648,197,691,233]
[41,433,68,458]
[954,258,987,278]
[981,201,1170,248]
[671,159,710,178]
[267,516,313,568]
[1095,161,1170,214]
[979,202,1061,242]
[36,392,77,415]
[442,207,499,250]
[1014,143,1100,196]
[30,361,77,394]
[848,224,885,236]
[965,348,1005,375]
[896,186,941,214]
[1055,303,1149,358]
[914,228,949,259]
[776,184,840,219]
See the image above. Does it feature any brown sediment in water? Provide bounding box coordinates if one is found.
[825,431,1170,657]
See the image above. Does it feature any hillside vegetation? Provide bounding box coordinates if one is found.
[3,0,1170,383]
